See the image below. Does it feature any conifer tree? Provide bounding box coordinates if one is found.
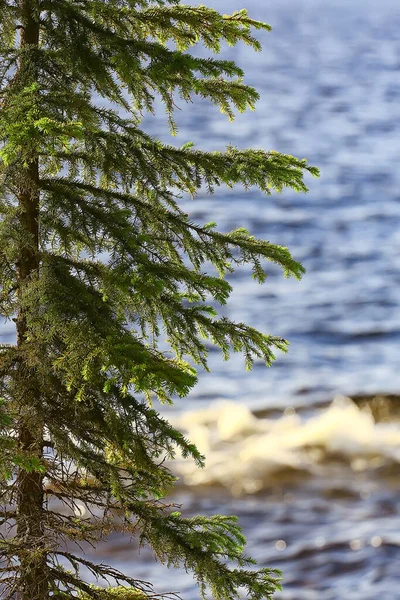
[0,1,318,599]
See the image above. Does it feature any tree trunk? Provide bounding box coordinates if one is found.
[15,3,47,599]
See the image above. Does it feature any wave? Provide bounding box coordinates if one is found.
[169,397,400,494]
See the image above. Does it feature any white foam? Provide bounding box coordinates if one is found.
[169,397,400,494]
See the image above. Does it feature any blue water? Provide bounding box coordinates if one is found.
[138,0,400,410]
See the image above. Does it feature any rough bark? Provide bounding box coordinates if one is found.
[15,3,47,599]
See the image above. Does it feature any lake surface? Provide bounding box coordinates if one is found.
[154,0,400,410]
[4,0,400,597]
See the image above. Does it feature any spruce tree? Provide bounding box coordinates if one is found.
[0,1,318,599]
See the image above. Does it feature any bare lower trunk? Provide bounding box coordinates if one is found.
[15,4,47,598]
[16,420,47,600]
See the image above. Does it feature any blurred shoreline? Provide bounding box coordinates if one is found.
[167,393,400,496]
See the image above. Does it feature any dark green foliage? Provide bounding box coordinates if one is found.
[0,1,318,599]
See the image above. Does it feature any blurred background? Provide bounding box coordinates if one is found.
[133,0,400,597]
[4,0,400,597]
